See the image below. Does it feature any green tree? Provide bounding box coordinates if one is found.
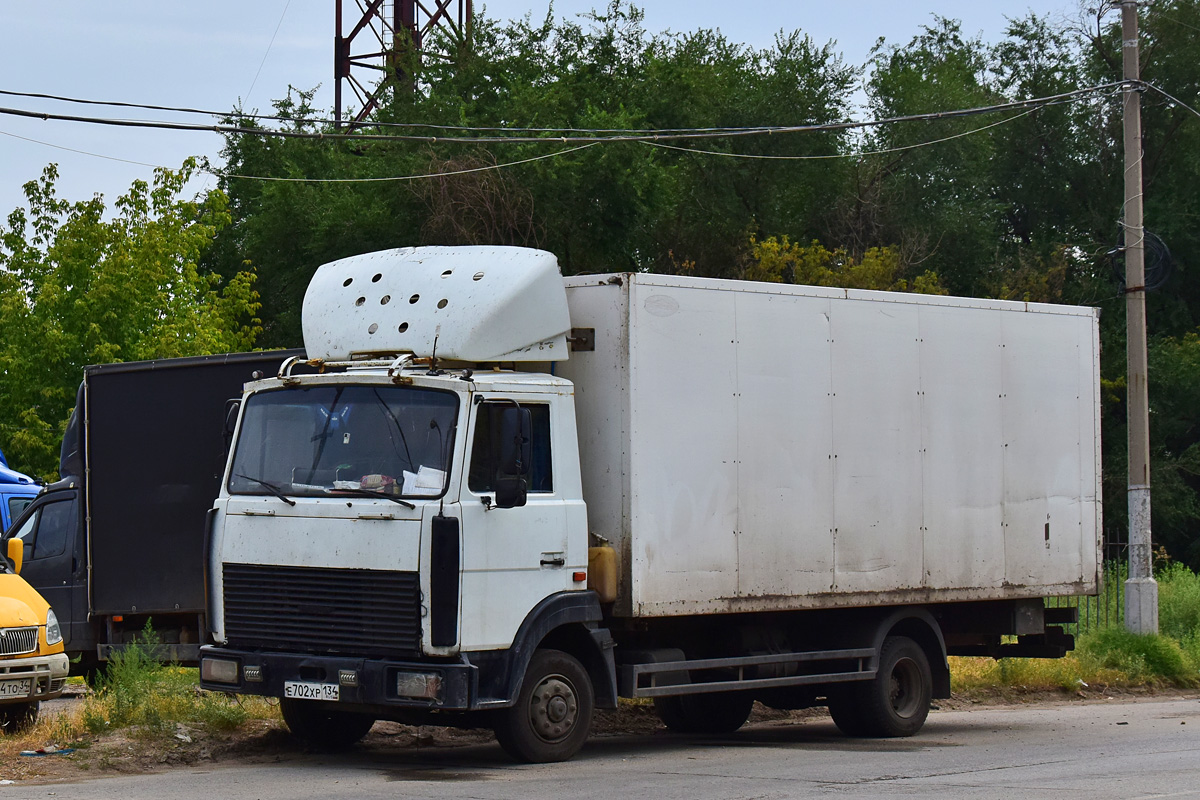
[207,1,856,346]
[745,235,947,295]
[0,159,260,479]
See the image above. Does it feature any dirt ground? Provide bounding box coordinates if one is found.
[3,684,1197,786]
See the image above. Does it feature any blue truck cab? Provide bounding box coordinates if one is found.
[0,448,40,532]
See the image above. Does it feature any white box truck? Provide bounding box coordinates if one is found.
[200,246,1100,762]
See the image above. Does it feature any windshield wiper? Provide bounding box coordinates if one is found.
[330,487,416,509]
[235,474,297,506]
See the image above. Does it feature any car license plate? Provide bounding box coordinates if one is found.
[0,679,31,699]
[283,681,339,702]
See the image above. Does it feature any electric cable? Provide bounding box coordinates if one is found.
[0,82,1126,145]
[245,0,293,105]
[0,128,162,168]
[217,142,600,182]
[640,104,1050,161]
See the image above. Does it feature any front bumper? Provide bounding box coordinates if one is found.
[199,645,475,711]
[0,652,70,703]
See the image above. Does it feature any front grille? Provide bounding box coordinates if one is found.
[222,563,421,656]
[0,627,37,656]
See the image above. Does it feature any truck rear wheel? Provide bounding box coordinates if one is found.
[654,691,754,734]
[840,635,931,738]
[494,649,594,763]
[280,699,375,749]
[0,701,38,733]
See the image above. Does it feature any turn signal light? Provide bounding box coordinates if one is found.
[573,571,587,583]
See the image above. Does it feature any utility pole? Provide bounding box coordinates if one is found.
[1120,0,1157,634]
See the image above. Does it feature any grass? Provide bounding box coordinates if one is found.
[951,560,1200,693]
[0,623,278,762]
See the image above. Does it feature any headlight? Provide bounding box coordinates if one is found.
[45,609,63,646]
[201,657,240,684]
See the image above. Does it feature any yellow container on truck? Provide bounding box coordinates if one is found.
[0,538,69,733]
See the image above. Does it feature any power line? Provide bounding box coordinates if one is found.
[207,103,1063,183]
[0,82,1125,145]
[0,84,1126,186]
[1144,82,1200,121]
[641,105,1047,162]
[0,128,163,169]
[245,1,293,105]
[217,142,600,182]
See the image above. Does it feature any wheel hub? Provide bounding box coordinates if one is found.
[888,657,921,719]
[529,674,578,743]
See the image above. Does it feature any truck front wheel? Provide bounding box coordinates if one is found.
[494,649,594,763]
[0,701,38,733]
[654,691,754,734]
[839,635,932,738]
[280,699,375,749]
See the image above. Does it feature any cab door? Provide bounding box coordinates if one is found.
[7,493,86,647]
[456,396,569,651]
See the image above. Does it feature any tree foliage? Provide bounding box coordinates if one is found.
[0,160,260,479]
[745,236,947,295]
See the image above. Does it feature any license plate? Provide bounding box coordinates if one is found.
[0,679,31,699]
[283,681,339,702]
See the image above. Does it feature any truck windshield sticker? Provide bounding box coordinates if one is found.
[228,386,458,500]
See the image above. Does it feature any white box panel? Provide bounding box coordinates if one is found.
[830,299,924,594]
[733,292,835,598]
[559,274,1100,618]
[917,305,1006,591]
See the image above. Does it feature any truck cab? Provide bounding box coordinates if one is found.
[201,247,611,762]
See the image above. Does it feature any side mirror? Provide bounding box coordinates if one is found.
[493,406,531,509]
[6,537,22,574]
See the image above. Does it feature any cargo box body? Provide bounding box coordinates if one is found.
[558,274,1102,619]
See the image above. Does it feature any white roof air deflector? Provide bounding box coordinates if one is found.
[302,246,571,362]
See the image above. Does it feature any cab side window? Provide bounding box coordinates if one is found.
[7,496,33,527]
[35,501,72,559]
[11,499,73,561]
[10,507,39,562]
[468,403,553,494]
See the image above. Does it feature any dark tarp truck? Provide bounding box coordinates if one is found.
[2,351,300,671]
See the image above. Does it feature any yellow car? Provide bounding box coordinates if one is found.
[0,538,68,733]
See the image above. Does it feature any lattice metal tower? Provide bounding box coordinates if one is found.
[334,0,473,128]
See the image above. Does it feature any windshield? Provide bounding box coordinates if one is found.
[228,385,458,499]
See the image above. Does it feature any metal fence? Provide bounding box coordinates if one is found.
[1044,537,1128,636]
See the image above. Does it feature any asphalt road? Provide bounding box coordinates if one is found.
[6,698,1200,800]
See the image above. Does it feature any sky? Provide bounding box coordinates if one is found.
[0,0,1091,219]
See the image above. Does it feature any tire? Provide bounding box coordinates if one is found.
[654,691,754,734]
[0,701,39,734]
[280,699,375,749]
[493,649,594,763]
[826,688,870,737]
[842,635,932,738]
